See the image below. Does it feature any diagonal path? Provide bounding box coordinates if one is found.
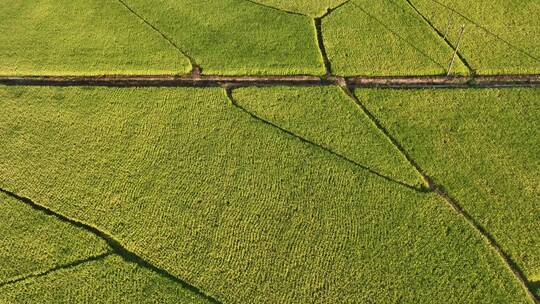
[245,0,350,17]
[242,0,306,16]
[1,74,540,87]
[314,0,351,77]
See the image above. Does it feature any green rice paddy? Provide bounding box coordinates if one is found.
[120,0,325,75]
[323,0,469,76]
[0,0,191,76]
[0,0,538,302]
[0,192,108,284]
[0,86,533,303]
[359,88,540,279]
[409,0,540,74]
[0,254,212,303]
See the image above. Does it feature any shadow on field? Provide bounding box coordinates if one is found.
[530,281,540,298]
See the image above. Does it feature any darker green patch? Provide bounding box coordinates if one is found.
[530,281,540,297]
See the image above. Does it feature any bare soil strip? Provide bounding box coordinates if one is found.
[0,189,221,304]
[1,74,539,88]
[342,85,540,304]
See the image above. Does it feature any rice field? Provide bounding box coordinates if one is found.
[118,0,325,75]
[0,254,212,304]
[0,192,109,284]
[358,87,540,281]
[323,0,469,76]
[0,0,538,303]
[0,0,191,76]
[409,0,540,74]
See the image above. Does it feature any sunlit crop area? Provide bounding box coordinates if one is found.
[0,0,538,303]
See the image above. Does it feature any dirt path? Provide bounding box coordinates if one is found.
[1,74,539,88]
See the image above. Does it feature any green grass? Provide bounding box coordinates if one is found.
[0,254,212,303]
[0,192,109,284]
[122,0,325,75]
[248,0,347,17]
[358,88,540,282]
[410,0,540,74]
[322,0,468,76]
[0,86,531,303]
[0,0,191,76]
[233,86,421,187]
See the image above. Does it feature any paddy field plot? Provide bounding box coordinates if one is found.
[409,0,540,74]
[232,86,421,187]
[0,86,532,303]
[1,0,539,77]
[0,191,208,303]
[322,0,468,76]
[0,254,212,304]
[0,0,539,302]
[121,0,325,75]
[0,192,109,285]
[0,0,191,76]
[358,87,540,287]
